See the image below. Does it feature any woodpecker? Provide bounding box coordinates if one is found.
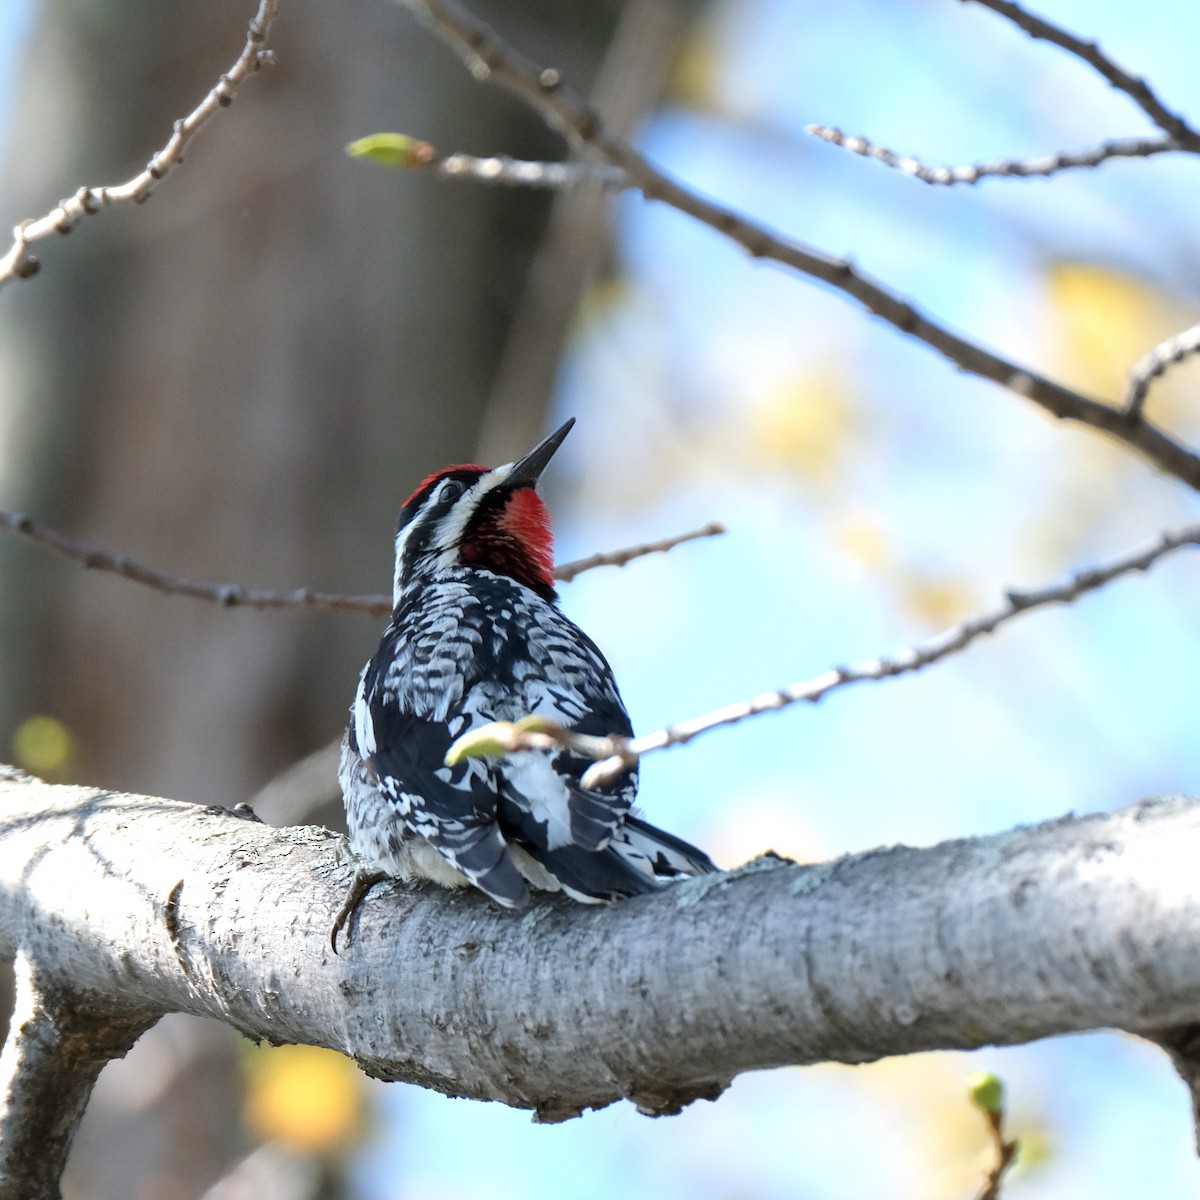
[334,418,714,946]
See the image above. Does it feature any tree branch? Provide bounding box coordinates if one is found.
[429,151,623,189]
[391,0,1200,492]
[0,510,723,614]
[976,1118,1019,1200]
[964,0,1200,151]
[553,520,725,582]
[1125,322,1200,417]
[348,134,626,190]
[580,521,1200,787]
[805,125,1179,185]
[1148,1023,1200,1154]
[2,774,1200,1150]
[359,129,1182,191]
[0,947,152,1199]
[0,0,279,290]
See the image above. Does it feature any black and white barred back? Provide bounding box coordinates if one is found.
[338,418,715,911]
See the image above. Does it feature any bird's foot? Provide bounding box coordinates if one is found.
[330,867,389,955]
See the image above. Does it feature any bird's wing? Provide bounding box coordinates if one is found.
[511,613,639,852]
[353,600,531,907]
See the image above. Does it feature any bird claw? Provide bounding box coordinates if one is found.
[330,868,388,955]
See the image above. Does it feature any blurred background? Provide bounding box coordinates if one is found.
[2,0,1200,1196]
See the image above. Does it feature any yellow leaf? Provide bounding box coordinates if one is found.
[12,715,73,775]
[897,574,975,629]
[1010,1124,1053,1170]
[575,276,633,331]
[668,16,725,111]
[242,1045,364,1154]
[1046,262,1190,402]
[745,372,859,485]
[832,514,892,571]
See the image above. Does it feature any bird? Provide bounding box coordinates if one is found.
[333,417,715,947]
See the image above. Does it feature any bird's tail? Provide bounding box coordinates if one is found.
[520,813,716,904]
[614,814,717,879]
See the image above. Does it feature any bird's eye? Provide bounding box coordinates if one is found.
[437,479,465,504]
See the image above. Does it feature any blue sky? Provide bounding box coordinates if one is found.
[0,3,31,168]
[374,1,1200,1197]
[5,0,1200,1195]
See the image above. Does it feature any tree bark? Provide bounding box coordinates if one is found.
[0,950,152,1200]
[2,768,1199,1196]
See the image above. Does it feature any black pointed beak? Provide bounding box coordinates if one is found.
[506,417,575,488]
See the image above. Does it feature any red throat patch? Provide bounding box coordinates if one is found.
[459,487,556,597]
[502,488,554,586]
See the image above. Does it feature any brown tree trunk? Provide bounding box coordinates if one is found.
[0,1,699,1195]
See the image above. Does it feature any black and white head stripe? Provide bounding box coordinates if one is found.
[389,420,574,607]
[391,463,519,606]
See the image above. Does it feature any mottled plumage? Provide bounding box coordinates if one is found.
[334,419,714,943]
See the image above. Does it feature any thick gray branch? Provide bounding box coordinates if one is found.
[0,948,150,1199]
[2,775,1200,1153]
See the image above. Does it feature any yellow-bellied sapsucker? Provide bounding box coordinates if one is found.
[334,418,714,943]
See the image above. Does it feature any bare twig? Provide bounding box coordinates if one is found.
[579,522,1200,788]
[976,1114,1019,1200]
[348,133,626,189]
[554,521,725,582]
[0,0,279,290]
[443,716,630,776]
[0,510,389,615]
[434,152,624,189]
[965,0,1200,152]
[391,0,1200,493]
[967,1073,1019,1200]
[1125,322,1200,417]
[0,510,722,614]
[805,125,1178,185]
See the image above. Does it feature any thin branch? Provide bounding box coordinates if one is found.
[967,1074,1020,1200]
[0,0,279,290]
[976,1113,1019,1200]
[554,520,725,582]
[351,134,626,189]
[392,0,1200,493]
[433,151,625,189]
[579,522,1200,788]
[0,510,389,615]
[805,124,1179,185]
[384,131,1177,195]
[965,0,1200,152]
[0,509,723,614]
[443,715,639,778]
[1125,322,1200,417]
